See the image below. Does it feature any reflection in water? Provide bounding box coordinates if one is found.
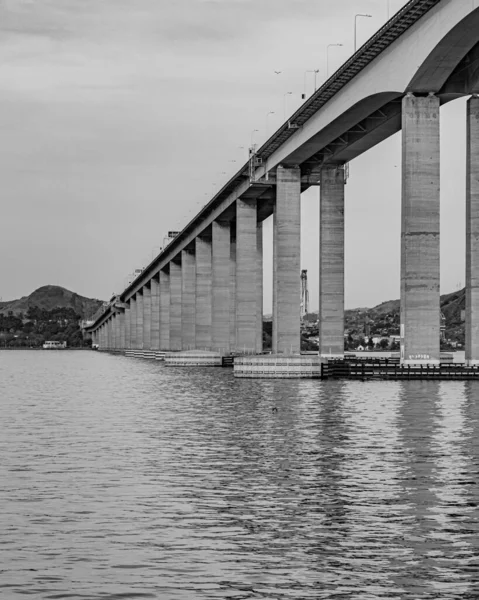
[1,352,478,599]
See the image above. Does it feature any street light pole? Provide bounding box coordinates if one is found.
[283,91,292,121]
[265,111,275,136]
[303,69,320,99]
[327,43,343,77]
[354,14,372,52]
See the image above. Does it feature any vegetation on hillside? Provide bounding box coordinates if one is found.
[0,306,90,348]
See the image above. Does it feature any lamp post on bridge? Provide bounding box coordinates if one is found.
[354,14,372,52]
[302,69,319,99]
[283,91,292,121]
[265,111,275,137]
[326,44,343,78]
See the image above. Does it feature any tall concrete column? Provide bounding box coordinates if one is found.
[130,295,137,349]
[119,310,125,350]
[236,198,258,352]
[107,318,112,349]
[169,261,182,351]
[212,221,231,353]
[160,269,171,350]
[466,95,479,365]
[112,314,118,349]
[136,291,144,350]
[273,165,301,354]
[319,165,345,358]
[181,248,196,350]
[196,235,212,349]
[230,232,237,351]
[256,222,263,353]
[125,304,131,349]
[401,93,440,364]
[143,285,152,350]
[150,277,160,351]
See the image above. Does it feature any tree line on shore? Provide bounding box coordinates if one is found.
[0,306,90,348]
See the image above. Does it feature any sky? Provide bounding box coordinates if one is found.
[0,0,469,310]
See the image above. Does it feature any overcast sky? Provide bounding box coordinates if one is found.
[0,0,468,309]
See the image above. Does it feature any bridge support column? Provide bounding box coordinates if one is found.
[150,277,160,351]
[160,269,171,350]
[119,311,125,350]
[236,198,258,353]
[181,249,196,350]
[273,165,301,354]
[319,165,345,358]
[401,93,440,365]
[136,291,144,350]
[143,285,151,350]
[212,221,231,353]
[230,232,237,351]
[170,261,182,351]
[256,223,263,353]
[466,95,479,365]
[125,303,131,349]
[130,296,137,349]
[196,235,212,349]
[107,318,113,350]
[113,314,119,350]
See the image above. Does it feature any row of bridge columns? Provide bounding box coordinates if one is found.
[95,94,479,365]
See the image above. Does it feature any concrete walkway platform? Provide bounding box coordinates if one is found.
[165,350,223,367]
[234,354,321,378]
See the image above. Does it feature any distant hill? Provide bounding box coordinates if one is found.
[0,285,104,319]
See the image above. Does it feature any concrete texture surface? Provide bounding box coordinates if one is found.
[159,270,171,351]
[169,262,182,351]
[212,221,231,353]
[142,285,152,350]
[150,278,160,350]
[136,291,144,350]
[196,236,212,350]
[181,249,196,350]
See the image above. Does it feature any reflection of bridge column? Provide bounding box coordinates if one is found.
[130,295,138,350]
[182,249,196,350]
[236,198,258,352]
[160,269,171,350]
[136,290,144,350]
[125,303,131,349]
[150,277,160,351]
[256,223,263,353]
[143,285,151,350]
[273,165,301,354]
[169,260,182,351]
[466,96,479,365]
[401,93,440,364]
[319,165,345,358]
[212,221,231,353]
[196,235,212,350]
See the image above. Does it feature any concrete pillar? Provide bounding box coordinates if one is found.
[169,261,182,351]
[125,304,131,349]
[230,232,237,351]
[119,310,125,350]
[319,165,345,358]
[181,248,196,350]
[196,235,212,349]
[273,165,301,354]
[150,278,160,350]
[256,222,263,353]
[466,95,479,365]
[236,198,258,353]
[107,318,112,349]
[112,314,118,349]
[130,295,137,349]
[212,221,231,353]
[160,269,171,350]
[401,93,440,364]
[136,291,144,349]
[143,285,152,350]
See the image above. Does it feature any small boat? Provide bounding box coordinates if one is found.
[43,341,67,349]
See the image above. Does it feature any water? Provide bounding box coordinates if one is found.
[1,351,479,599]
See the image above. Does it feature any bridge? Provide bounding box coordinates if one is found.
[87,0,479,369]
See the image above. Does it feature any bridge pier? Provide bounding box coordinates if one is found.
[273,165,301,354]
[319,165,345,358]
[136,290,144,350]
[159,269,170,350]
[466,95,479,365]
[236,198,258,353]
[169,260,182,351]
[125,302,131,350]
[150,277,160,350]
[400,93,440,365]
[196,234,212,350]
[181,248,196,350]
[212,221,231,353]
[143,285,151,350]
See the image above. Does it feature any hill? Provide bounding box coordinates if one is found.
[0,285,103,319]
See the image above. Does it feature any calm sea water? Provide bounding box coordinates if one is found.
[1,351,478,599]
